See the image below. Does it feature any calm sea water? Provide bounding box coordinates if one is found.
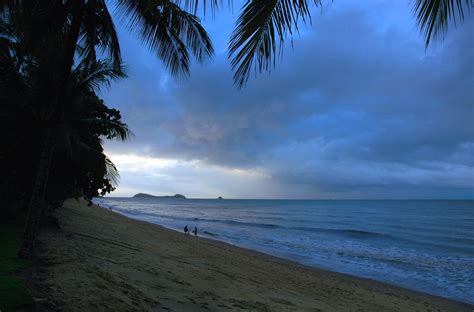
[94,198,474,303]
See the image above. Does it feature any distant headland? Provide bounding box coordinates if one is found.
[133,193,186,199]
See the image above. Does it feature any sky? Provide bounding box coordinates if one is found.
[101,0,474,199]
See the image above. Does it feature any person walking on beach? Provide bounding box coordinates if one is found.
[193,226,198,237]
[184,225,189,236]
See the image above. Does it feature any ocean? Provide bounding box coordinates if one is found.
[94,198,474,303]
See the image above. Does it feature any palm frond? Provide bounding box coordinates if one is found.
[414,0,473,47]
[104,155,120,186]
[80,0,121,68]
[172,0,223,15]
[73,59,126,91]
[229,0,321,87]
[101,118,133,141]
[79,117,133,141]
[115,0,214,77]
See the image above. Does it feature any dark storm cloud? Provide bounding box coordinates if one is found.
[102,1,474,198]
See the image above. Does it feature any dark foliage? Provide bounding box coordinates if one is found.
[0,2,130,245]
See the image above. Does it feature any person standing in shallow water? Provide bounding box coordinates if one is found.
[193,226,197,236]
[184,225,189,236]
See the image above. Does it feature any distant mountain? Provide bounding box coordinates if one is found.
[133,193,186,199]
[217,196,224,200]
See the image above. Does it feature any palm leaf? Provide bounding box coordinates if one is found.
[115,0,214,77]
[99,118,133,141]
[104,155,120,186]
[172,0,223,15]
[80,0,122,68]
[73,59,126,92]
[78,117,133,141]
[229,0,321,87]
[414,0,473,47]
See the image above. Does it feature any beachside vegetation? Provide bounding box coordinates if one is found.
[0,0,214,260]
[0,13,130,259]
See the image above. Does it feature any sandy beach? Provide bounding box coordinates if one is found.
[31,199,472,311]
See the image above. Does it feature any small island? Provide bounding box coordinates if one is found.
[133,193,186,199]
[217,196,224,200]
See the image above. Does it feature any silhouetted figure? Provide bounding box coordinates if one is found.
[184,225,189,236]
[193,226,198,236]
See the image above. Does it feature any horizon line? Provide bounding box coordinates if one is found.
[99,196,474,201]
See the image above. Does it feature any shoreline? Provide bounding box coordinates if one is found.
[102,200,473,305]
[114,208,473,305]
[109,206,474,306]
[33,199,472,311]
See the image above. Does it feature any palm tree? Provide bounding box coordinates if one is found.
[1,56,132,258]
[47,62,132,209]
[1,0,212,258]
[49,60,132,201]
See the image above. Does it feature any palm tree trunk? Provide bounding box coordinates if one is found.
[62,0,84,82]
[18,1,84,259]
[19,127,54,259]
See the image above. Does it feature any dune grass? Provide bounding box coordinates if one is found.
[0,221,33,310]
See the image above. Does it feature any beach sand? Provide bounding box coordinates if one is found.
[32,199,472,311]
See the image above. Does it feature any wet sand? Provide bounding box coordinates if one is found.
[33,199,472,311]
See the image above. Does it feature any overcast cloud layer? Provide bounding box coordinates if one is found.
[102,0,474,199]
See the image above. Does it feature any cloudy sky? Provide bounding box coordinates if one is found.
[101,0,474,199]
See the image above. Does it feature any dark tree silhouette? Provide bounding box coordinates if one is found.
[0,48,131,257]
[1,0,212,258]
